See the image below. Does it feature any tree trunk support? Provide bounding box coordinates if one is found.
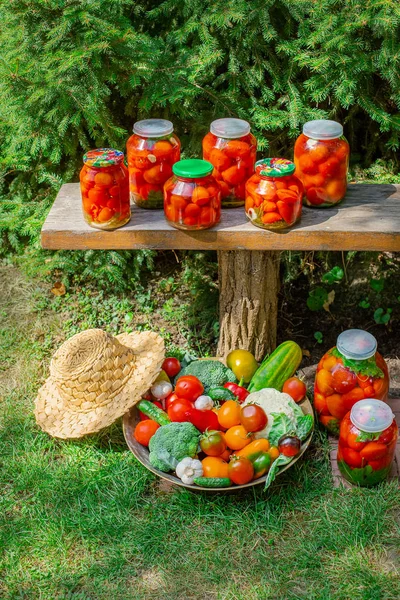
[217,250,280,362]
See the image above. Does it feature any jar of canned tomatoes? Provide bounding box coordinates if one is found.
[126,119,180,209]
[80,148,130,230]
[202,118,256,208]
[164,159,221,230]
[245,158,303,230]
[338,399,397,487]
[314,330,389,435]
[294,120,349,207]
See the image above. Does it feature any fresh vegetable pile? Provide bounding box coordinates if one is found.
[133,344,313,490]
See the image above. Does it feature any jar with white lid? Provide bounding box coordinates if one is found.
[294,119,349,207]
[338,399,397,486]
[202,118,257,208]
[126,119,181,209]
[314,329,389,435]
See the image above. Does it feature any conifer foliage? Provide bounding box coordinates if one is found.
[0,0,399,285]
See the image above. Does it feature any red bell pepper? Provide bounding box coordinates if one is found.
[223,382,249,403]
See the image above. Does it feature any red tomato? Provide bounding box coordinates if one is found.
[139,400,163,421]
[165,392,181,410]
[342,447,363,468]
[200,430,227,456]
[346,432,367,452]
[282,377,307,403]
[134,420,160,446]
[162,357,181,378]
[278,435,301,457]
[228,456,254,485]
[331,366,357,394]
[378,423,397,444]
[359,442,388,461]
[175,375,204,401]
[368,455,392,471]
[185,407,219,433]
[240,404,268,433]
[167,399,193,422]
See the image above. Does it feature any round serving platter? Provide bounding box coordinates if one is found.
[123,396,314,492]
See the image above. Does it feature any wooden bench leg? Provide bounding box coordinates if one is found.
[217,250,280,361]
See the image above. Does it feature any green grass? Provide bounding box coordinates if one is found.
[1,263,400,600]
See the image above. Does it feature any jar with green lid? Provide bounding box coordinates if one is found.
[163,159,221,230]
[245,158,303,230]
[338,399,397,486]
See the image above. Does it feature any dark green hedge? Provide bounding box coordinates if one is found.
[0,0,399,282]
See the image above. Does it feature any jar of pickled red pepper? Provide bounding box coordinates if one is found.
[202,118,257,208]
[80,148,130,230]
[126,119,180,209]
[338,399,397,486]
[294,120,349,207]
[314,330,389,435]
[164,159,221,230]
[245,158,303,230]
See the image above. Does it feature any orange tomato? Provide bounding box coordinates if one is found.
[326,393,347,419]
[170,195,188,211]
[218,400,241,429]
[224,140,251,158]
[152,140,173,158]
[97,207,114,222]
[297,154,319,175]
[263,201,277,212]
[209,148,231,171]
[268,446,280,461]
[221,165,246,186]
[261,212,282,224]
[94,172,113,187]
[192,186,210,206]
[225,425,252,450]
[313,392,330,416]
[309,144,330,164]
[322,354,337,371]
[202,456,229,478]
[185,203,201,218]
[316,369,334,396]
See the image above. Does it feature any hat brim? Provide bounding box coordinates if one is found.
[34,331,165,439]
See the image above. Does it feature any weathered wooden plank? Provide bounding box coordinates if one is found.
[41,183,400,251]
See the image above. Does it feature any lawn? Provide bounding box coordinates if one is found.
[1,263,399,600]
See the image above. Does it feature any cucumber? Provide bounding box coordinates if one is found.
[193,477,232,488]
[137,400,171,425]
[248,341,303,393]
[208,386,237,402]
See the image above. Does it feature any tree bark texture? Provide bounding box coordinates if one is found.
[217,250,280,361]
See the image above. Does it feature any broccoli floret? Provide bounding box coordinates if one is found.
[177,360,237,393]
[148,422,200,472]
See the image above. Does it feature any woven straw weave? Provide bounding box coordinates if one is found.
[35,329,165,439]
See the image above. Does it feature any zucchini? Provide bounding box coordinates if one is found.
[248,341,303,393]
[193,477,232,488]
[208,386,237,402]
[137,400,171,425]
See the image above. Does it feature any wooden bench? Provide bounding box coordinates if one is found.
[41,182,400,360]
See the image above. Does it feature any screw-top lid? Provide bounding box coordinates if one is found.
[337,329,377,360]
[83,148,124,168]
[256,158,296,178]
[303,120,343,141]
[172,159,213,179]
[350,399,394,433]
[210,118,250,139]
[133,119,174,138]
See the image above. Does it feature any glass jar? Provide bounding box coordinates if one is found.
[126,119,180,209]
[202,118,257,208]
[314,329,389,435]
[80,148,130,230]
[338,399,397,487]
[164,159,221,230]
[294,120,349,207]
[245,158,303,230]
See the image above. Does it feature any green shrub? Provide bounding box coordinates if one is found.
[0,0,399,287]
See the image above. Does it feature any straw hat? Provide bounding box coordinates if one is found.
[34,328,165,439]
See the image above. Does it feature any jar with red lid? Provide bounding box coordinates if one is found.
[80,148,130,230]
[338,399,397,486]
[314,329,389,435]
[126,119,180,209]
[202,118,256,208]
[294,120,349,207]
[164,159,221,230]
[245,158,303,230]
